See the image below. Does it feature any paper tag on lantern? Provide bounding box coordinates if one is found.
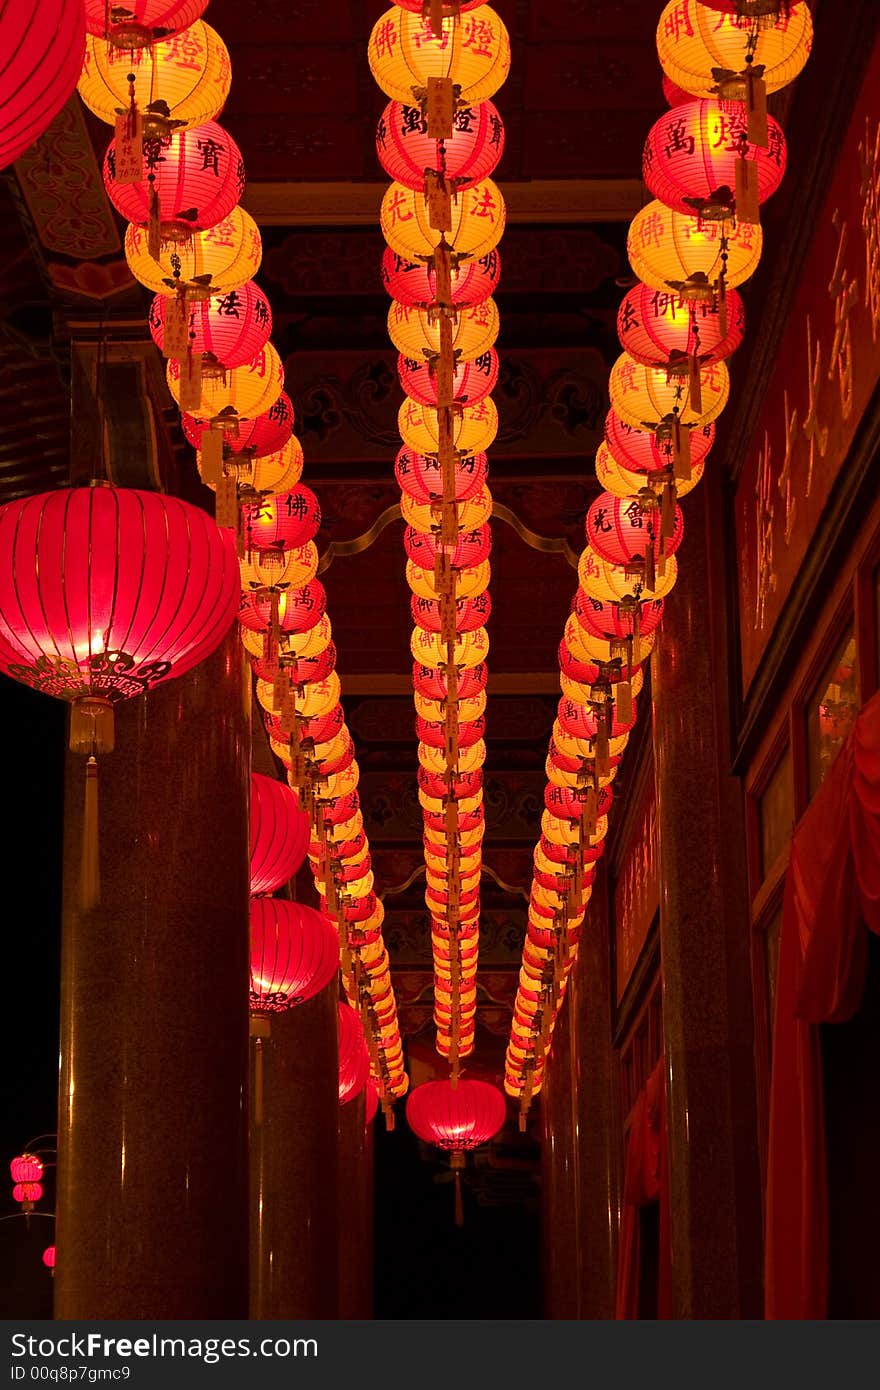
[178,349,203,414]
[584,783,599,836]
[645,537,656,594]
[426,76,454,140]
[272,664,289,709]
[746,70,769,150]
[163,294,189,359]
[735,155,761,226]
[200,425,223,486]
[672,420,692,482]
[435,350,455,408]
[280,685,297,735]
[433,243,453,311]
[425,170,453,234]
[147,180,161,262]
[689,354,703,415]
[616,680,633,727]
[660,480,676,544]
[657,543,668,583]
[214,475,238,530]
[113,109,143,185]
[717,273,728,339]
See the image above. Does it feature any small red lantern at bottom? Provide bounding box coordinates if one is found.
[42,1246,56,1272]
[405,1079,506,1227]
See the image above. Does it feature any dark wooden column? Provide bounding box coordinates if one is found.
[338,1089,374,1318]
[651,472,763,1318]
[55,628,251,1318]
[540,986,580,1319]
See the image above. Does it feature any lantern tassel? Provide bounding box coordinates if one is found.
[454,1169,464,1228]
[746,67,769,149]
[735,153,761,226]
[689,353,703,415]
[81,755,100,913]
[254,1036,264,1128]
[147,176,161,262]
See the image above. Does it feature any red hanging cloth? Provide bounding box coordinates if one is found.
[765,691,880,1319]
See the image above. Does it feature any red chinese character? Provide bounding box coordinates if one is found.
[461,16,495,58]
[662,2,694,43]
[471,188,496,221]
[387,189,414,226]
[373,18,399,62]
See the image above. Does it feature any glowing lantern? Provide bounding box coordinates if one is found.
[249,898,339,1011]
[411,592,491,634]
[395,446,488,504]
[663,74,693,106]
[413,660,487,701]
[605,410,715,475]
[78,22,230,132]
[408,557,490,602]
[381,179,505,261]
[579,550,678,605]
[377,99,504,190]
[83,0,207,47]
[382,247,500,307]
[398,350,498,407]
[596,445,704,500]
[574,590,665,642]
[0,0,85,171]
[104,120,244,240]
[617,283,744,367]
[167,342,283,421]
[406,1078,505,1221]
[627,198,762,300]
[10,1154,43,1183]
[125,205,262,297]
[149,282,272,368]
[368,6,510,106]
[249,771,310,896]
[412,625,490,674]
[609,353,729,430]
[388,298,499,361]
[42,1247,56,1270]
[185,392,294,461]
[242,487,321,554]
[395,0,487,13]
[13,1183,43,1206]
[405,523,491,571]
[642,100,786,222]
[338,1002,370,1105]
[586,492,683,569]
[399,397,498,457]
[656,1,812,102]
[402,486,491,535]
[240,545,318,596]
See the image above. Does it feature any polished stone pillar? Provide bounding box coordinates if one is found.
[540,988,580,1319]
[249,985,339,1318]
[55,628,251,1318]
[337,1089,374,1319]
[651,472,763,1319]
[570,869,622,1319]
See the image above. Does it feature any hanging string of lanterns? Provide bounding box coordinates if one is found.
[369,0,510,1081]
[76,1,408,1113]
[503,0,813,1123]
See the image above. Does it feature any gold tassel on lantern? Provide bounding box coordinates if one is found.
[113,75,142,185]
[81,756,100,913]
[451,1151,465,1226]
[69,697,115,913]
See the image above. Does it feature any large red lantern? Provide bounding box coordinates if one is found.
[103,120,244,240]
[604,410,715,476]
[398,351,498,408]
[83,0,207,47]
[642,99,786,221]
[149,282,272,368]
[377,99,504,191]
[249,771,310,896]
[338,1002,370,1105]
[616,283,744,367]
[406,1077,505,1222]
[585,492,683,568]
[249,898,339,1011]
[0,0,86,171]
[382,247,501,308]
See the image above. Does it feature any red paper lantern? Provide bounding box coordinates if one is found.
[411,592,491,634]
[0,0,86,171]
[413,660,487,701]
[395,447,488,504]
[318,791,361,830]
[539,834,604,868]
[558,638,642,688]
[604,409,715,476]
[310,827,366,865]
[382,246,500,308]
[249,898,339,1011]
[338,1002,370,1105]
[394,0,487,13]
[250,641,337,688]
[616,283,744,367]
[0,485,239,719]
[83,0,207,46]
[42,1247,56,1270]
[182,393,294,459]
[238,580,327,640]
[242,487,321,554]
[405,523,492,571]
[585,492,683,568]
[662,74,693,106]
[642,99,786,219]
[417,713,486,750]
[423,803,484,834]
[10,1154,44,1183]
[149,282,272,368]
[104,121,244,240]
[249,771,310,896]
[406,1079,506,1151]
[377,99,504,191]
[544,781,614,822]
[418,767,483,802]
[573,590,666,641]
[398,350,498,408]
[557,694,637,742]
[13,1183,43,1204]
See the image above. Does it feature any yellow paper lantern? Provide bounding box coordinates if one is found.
[419,739,486,776]
[241,611,332,662]
[657,0,812,101]
[78,22,231,130]
[627,199,762,298]
[257,671,340,721]
[552,717,630,766]
[239,544,319,594]
[407,557,490,600]
[595,440,703,500]
[411,623,489,668]
[541,809,608,850]
[414,690,487,723]
[388,296,499,362]
[199,435,304,495]
[125,205,262,297]
[401,483,492,534]
[399,397,498,457]
[609,351,729,430]
[381,179,505,262]
[559,667,644,710]
[167,342,283,421]
[368,5,510,105]
[578,547,679,603]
